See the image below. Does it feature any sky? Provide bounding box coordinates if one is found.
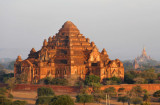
[0,0,160,61]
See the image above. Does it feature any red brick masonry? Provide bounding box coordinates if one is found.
[101,84,160,92]
[14,84,80,93]
[13,84,160,93]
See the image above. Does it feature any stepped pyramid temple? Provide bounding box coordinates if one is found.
[14,21,124,84]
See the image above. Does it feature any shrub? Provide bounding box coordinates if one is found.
[153,90,160,97]
[13,100,27,105]
[84,75,100,86]
[8,93,14,98]
[36,96,53,105]
[37,87,55,97]
[76,94,94,105]
[131,97,143,105]
[118,96,129,105]
[104,87,116,97]
[50,95,74,105]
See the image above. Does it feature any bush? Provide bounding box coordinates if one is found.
[76,94,94,104]
[37,87,55,97]
[118,96,129,105]
[131,97,143,105]
[118,88,125,92]
[36,96,53,105]
[42,77,68,86]
[50,95,74,105]
[8,93,14,98]
[13,100,27,105]
[141,102,151,105]
[84,75,100,86]
[104,87,116,97]
[153,90,160,97]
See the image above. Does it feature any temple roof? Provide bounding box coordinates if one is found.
[58,21,80,34]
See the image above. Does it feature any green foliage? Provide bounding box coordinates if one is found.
[124,70,160,84]
[12,100,27,105]
[109,77,122,84]
[6,77,16,92]
[131,97,143,105]
[103,77,122,85]
[93,92,105,103]
[16,73,28,84]
[36,95,74,105]
[153,90,160,97]
[143,93,150,102]
[104,87,116,97]
[141,102,151,105]
[76,94,94,104]
[42,77,68,86]
[0,96,12,105]
[50,95,74,105]
[118,88,125,92]
[124,71,136,84]
[51,78,68,86]
[118,96,129,104]
[36,96,54,105]
[130,86,143,97]
[84,75,100,86]
[0,87,7,95]
[37,87,55,97]
[133,77,145,84]
[0,73,14,83]
[8,93,13,98]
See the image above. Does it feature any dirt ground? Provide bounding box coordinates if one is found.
[12,91,160,105]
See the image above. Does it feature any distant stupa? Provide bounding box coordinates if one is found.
[133,47,155,69]
[137,47,151,63]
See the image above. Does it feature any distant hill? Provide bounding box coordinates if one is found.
[0,58,15,70]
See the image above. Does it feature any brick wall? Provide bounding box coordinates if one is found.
[14,84,80,93]
[101,84,160,92]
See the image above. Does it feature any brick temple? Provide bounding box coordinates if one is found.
[14,21,124,84]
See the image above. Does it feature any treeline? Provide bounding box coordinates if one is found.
[124,69,160,84]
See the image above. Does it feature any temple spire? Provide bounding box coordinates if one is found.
[142,47,147,57]
[16,55,22,62]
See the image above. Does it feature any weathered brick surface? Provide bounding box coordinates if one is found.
[14,84,80,93]
[12,84,160,93]
[101,84,160,92]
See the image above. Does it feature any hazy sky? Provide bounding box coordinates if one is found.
[0,0,160,60]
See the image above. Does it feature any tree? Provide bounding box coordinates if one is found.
[133,77,145,84]
[153,90,160,97]
[36,96,54,105]
[131,97,143,105]
[37,87,55,97]
[130,86,143,97]
[44,77,52,85]
[76,94,94,105]
[118,96,129,105]
[143,93,150,102]
[104,87,116,97]
[84,75,100,86]
[16,72,28,84]
[6,77,16,93]
[50,95,74,105]
[118,88,125,92]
